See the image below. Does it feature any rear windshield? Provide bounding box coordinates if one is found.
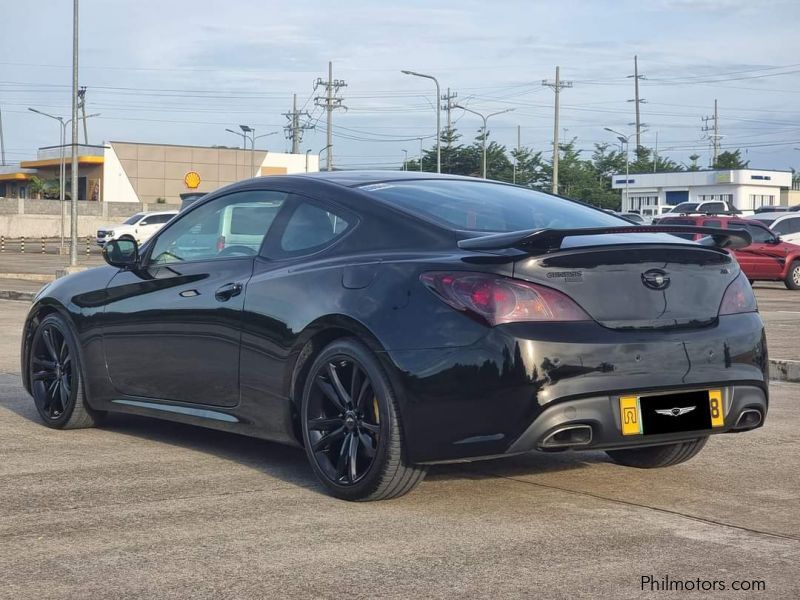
[359,180,625,232]
[670,203,697,213]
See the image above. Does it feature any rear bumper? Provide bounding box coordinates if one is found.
[506,384,766,454]
[385,313,769,464]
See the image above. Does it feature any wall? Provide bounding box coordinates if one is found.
[106,142,318,205]
[0,198,179,238]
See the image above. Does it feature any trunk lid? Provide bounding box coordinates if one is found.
[513,243,737,329]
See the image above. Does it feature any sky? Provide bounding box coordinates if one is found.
[2,0,800,172]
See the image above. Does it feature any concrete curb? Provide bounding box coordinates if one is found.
[0,290,36,302]
[0,286,798,384]
[0,273,54,282]
[769,359,800,383]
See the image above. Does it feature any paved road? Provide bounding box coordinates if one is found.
[0,299,798,599]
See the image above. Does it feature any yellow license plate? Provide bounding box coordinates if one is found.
[619,389,724,435]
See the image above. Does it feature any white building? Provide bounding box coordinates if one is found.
[610,169,793,216]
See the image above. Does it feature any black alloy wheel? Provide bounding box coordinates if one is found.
[29,314,101,429]
[301,339,426,501]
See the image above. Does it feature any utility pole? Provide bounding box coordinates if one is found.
[702,99,721,167]
[314,62,347,171]
[542,66,572,194]
[77,86,88,144]
[283,93,313,154]
[627,56,646,150]
[70,0,79,267]
[440,88,457,173]
[441,88,457,134]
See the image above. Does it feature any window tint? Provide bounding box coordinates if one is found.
[280,203,351,252]
[150,190,287,264]
[670,203,697,213]
[776,218,800,234]
[230,205,280,235]
[123,213,144,225]
[360,180,624,232]
[728,222,774,244]
[144,214,174,225]
[702,219,722,228]
[702,202,725,212]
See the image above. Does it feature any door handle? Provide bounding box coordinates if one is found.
[214,282,243,302]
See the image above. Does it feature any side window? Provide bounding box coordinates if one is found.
[147,214,172,225]
[149,190,287,264]
[730,223,773,244]
[703,202,725,213]
[782,218,800,234]
[279,202,352,253]
[702,219,722,228]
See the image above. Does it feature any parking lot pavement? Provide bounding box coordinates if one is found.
[0,299,798,599]
[0,252,103,276]
[753,282,800,361]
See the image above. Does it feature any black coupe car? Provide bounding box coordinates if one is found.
[21,172,768,501]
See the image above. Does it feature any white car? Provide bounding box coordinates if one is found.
[96,211,177,247]
[748,212,800,245]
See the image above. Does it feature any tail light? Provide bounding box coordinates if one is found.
[420,272,590,326]
[216,235,226,251]
[719,273,758,315]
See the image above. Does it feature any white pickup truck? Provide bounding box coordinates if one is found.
[96,211,177,247]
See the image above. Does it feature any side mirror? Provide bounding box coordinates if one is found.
[103,238,139,268]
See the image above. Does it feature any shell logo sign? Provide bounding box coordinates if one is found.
[184,171,201,189]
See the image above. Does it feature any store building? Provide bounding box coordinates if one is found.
[610,169,793,216]
[0,141,319,204]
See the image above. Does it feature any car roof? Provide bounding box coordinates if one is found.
[296,170,478,188]
[143,210,178,215]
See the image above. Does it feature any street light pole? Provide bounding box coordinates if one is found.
[70,0,79,266]
[454,105,514,179]
[305,148,312,172]
[401,149,408,171]
[401,70,441,173]
[29,107,99,256]
[605,127,639,211]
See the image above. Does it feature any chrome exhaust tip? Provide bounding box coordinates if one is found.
[733,409,762,430]
[541,425,593,449]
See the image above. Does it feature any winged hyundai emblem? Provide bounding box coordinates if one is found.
[655,406,696,417]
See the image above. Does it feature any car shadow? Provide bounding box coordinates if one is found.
[6,395,605,496]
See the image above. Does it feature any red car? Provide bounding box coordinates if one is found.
[657,215,800,290]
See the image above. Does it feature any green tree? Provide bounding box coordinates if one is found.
[713,149,749,169]
[687,154,701,171]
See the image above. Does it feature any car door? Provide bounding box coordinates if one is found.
[731,223,784,279]
[101,189,289,407]
[137,213,171,242]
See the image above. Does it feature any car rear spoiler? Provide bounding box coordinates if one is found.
[457,225,752,253]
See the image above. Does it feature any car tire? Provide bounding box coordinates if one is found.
[784,260,800,290]
[605,437,708,469]
[300,338,426,501]
[29,314,103,429]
